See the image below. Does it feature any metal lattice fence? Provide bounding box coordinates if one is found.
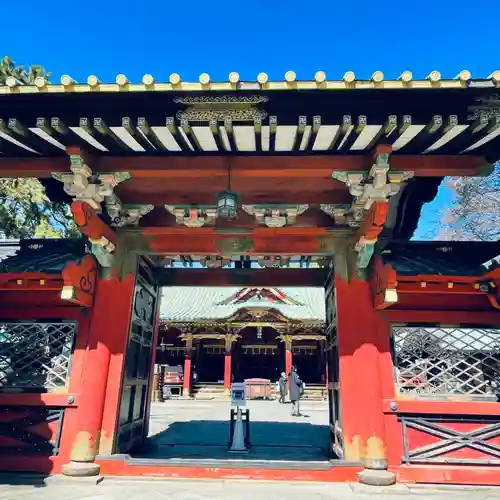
[0,321,76,392]
[392,326,500,398]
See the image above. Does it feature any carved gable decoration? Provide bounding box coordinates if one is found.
[229,307,290,324]
[218,287,300,306]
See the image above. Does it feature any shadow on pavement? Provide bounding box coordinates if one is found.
[133,419,331,462]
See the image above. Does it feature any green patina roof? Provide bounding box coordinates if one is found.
[160,287,326,323]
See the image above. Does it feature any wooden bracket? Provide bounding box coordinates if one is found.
[71,201,117,268]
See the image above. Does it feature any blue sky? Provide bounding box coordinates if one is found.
[2,0,499,83]
[2,0,497,239]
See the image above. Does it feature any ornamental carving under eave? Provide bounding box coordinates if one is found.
[175,94,269,123]
[467,95,500,121]
[51,149,131,213]
[106,195,154,227]
[242,205,309,227]
[331,146,415,269]
[165,205,218,228]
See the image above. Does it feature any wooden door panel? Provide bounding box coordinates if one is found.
[116,261,159,454]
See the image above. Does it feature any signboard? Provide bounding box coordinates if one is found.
[230,382,246,407]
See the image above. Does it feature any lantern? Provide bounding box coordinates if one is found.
[216,163,238,219]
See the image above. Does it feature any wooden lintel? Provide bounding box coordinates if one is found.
[0,273,63,291]
[123,227,352,257]
[0,154,490,179]
[396,281,489,295]
[158,268,329,287]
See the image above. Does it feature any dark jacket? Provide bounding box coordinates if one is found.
[289,370,303,402]
[278,375,288,395]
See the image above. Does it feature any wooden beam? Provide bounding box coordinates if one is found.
[122,227,353,256]
[0,154,490,178]
[71,201,117,246]
[157,268,328,286]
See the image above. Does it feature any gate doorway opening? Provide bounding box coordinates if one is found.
[131,262,343,467]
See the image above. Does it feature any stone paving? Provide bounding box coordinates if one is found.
[141,399,330,462]
[2,478,500,500]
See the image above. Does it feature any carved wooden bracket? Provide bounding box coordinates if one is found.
[330,146,414,269]
[369,256,398,309]
[278,334,294,351]
[106,194,153,227]
[225,333,240,352]
[242,205,309,227]
[165,205,218,227]
[71,201,117,268]
[53,147,150,229]
[61,254,97,308]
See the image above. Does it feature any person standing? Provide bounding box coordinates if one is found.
[289,365,303,416]
[277,372,287,403]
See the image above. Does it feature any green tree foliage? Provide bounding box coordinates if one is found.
[0,56,77,238]
[438,163,500,241]
[0,178,79,238]
[0,56,51,85]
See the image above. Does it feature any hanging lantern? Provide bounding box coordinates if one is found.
[216,162,239,219]
[217,190,238,219]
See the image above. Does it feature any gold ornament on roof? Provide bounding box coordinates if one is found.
[229,72,240,84]
[169,73,181,85]
[343,71,355,84]
[456,70,471,82]
[257,72,269,84]
[87,75,100,87]
[199,73,211,85]
[116,74,129,86]
[314,71,326,83]
[142,74,154,85]
[60,75,74,86]
[399,71,413,83]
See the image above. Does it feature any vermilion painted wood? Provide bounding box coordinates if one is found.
[383,399,500,416]
[224,353,232,391]
[97,274,137,456]
[385,309,500,325]
[285,350,293,377]
[335,276,393,463]
[96,459,363,482]
[0,154,487,178]
[393,465,500,485]
[0,393,79,406]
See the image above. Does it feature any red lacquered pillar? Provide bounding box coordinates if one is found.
[62,272,136,477]
[335,274,396,486]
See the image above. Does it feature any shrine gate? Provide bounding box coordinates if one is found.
[1,70,500,486]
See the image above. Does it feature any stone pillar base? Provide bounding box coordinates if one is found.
[357,468,396,486]
[62,461,101,477]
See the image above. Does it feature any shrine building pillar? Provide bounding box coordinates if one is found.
[335,273,396,486]
[62,263,136,477]
[283,335,293,376]
[224,332,238,394]
[183,334,194,395]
